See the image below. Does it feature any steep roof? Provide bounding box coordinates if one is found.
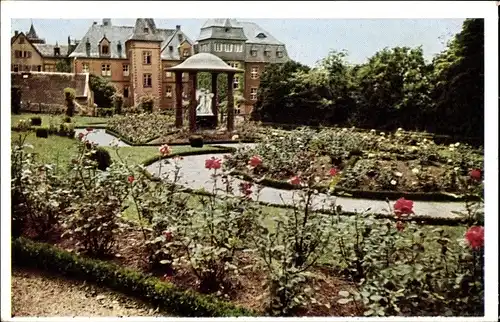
[26,22,39,39]
[197,19,283,45]
[69,23,133,58]
[128,18,164,42]
[33,43,71,58]
[161,29,194,60]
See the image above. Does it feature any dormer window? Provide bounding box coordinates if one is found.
[225,28,229,32]
[250,49,257,57]
[178,34,183,42]
[264,49,271,57]
[54,47,60,56]
[256,33,266,39]
[101,45,109,55]
[144,27,149,33]
[169,46,173,51]
[183,49,190,57]
[117,42,122,53]
[277,50,284,58]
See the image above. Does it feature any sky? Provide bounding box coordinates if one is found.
[11,18,465,67]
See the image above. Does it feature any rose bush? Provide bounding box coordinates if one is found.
[107,113,176,144]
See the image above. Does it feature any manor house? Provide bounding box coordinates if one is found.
[11,18,290,115]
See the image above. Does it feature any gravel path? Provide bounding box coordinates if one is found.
[147,153,470,219]
[74,128,129,147]
[11,268,165,317]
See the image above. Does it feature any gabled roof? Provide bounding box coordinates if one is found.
[128,18,163,42]
[161,29,194,61]
[34,43,71,58]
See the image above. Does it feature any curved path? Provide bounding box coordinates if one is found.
[73,129,472,219]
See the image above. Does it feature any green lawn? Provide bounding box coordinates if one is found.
[11,113,110,127]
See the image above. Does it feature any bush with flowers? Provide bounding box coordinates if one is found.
[107,112,176,144]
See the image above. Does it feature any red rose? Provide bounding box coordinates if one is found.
[393,198,414,218]
[78,132,85,140]
[469,169,482,181]
[205,157,222,170]
[159,144,172,156]
[248,155,263,168]
[465,226,484,249]
[329,168,339,176]
[395,221,405,232]
[127,175,134,183]
[288,176,301,186]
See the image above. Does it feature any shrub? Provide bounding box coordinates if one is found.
[88,146,112,171]
[12,237,255,317]
[62,116,72,123]
[35,128,48,138]
[89,74,116,108]
[112,93,124,114]
[58,122,75,138]
[64,87,76,117]
[189,135,204,148]
[30,116,42,126]
[12,86,22,114]
[96,107,115,117]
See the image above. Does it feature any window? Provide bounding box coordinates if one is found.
[214,43,222,52]
[183,48,190,57]
[227,62,239,69]
[144,27,149,33]
[234,44,243,52]
[178,34,183,42]
[101,45,109,55]
[165,86,172,98]
[251,67,259,79]
[19,37,25,44]
[16,50,31,58]
[256,33,266,39]
[13,64,19,72]
[101,64,111,76]
[14,50,21,58]
[143,73,152,88]
[123,86,129,98]
[277,51,283,58]
[264,50,271,57]
[165,71,172,78]
[200,44,209,52]
[233,76,239,90]
[37,65,42,72]
[82,63,89,73]
[250,49,257,57]
[123,64,129,76]
[224,43,233,52]
[169,46,173,51]
[143,51,152,64]
[45,65,55,72]
[250,87,258,101]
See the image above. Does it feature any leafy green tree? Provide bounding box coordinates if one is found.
[430,18,484,138]
[89,74,116,108]
[251,61,310,123]
[351,46,433,130]
[55,59,72,73]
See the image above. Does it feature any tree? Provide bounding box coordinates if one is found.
[55,59,72,73]
[351,46,432,130]
[430,18,484,139]
[251,61,310,123]
[89,74,116,108]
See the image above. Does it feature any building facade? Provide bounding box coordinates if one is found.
[12,18,290,113]
[195,19,290,115]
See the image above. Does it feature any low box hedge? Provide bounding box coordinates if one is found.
[12,237,256,317]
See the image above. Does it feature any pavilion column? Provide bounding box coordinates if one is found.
[226,72,235,132]
[189,72,197,132]
[211,72,218,127]
[174,71,183,128]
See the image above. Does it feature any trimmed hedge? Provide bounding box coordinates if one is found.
[35,127,48,138]
[12,237,257,317]
[189,135,204,148]
[30,116,42,126]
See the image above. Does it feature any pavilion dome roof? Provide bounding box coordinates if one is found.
[166,53,243,73]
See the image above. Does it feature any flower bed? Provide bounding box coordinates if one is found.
[107,113,177,144]
[224,127,484,197]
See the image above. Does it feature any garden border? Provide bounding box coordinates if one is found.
[12,237,257,317]
[229,170,481,202]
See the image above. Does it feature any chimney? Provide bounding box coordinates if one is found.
[176,25,181,30]
[102,18,111,26]
[93,21,98,25]
[68,35,71,46]
[15,30,19,37]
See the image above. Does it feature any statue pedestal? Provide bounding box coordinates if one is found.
[196,115,217,129]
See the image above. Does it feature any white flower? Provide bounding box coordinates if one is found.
[454,167,460,171]
[395,172,403,177]
[449,147,455,151]
[412,168,420,174]
[380,132,385,136]
[411,181,418,185]
[423,138,427,143]
[370,129,376,133]
[455,142,460,147]
[447,159,453,164]
[449,144,455,148]
[368,153,376,158]
[397,128,403,132]
[390,180,397,185]
[231,135,239,141]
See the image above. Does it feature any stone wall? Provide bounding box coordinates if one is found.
[11,72,91,113]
